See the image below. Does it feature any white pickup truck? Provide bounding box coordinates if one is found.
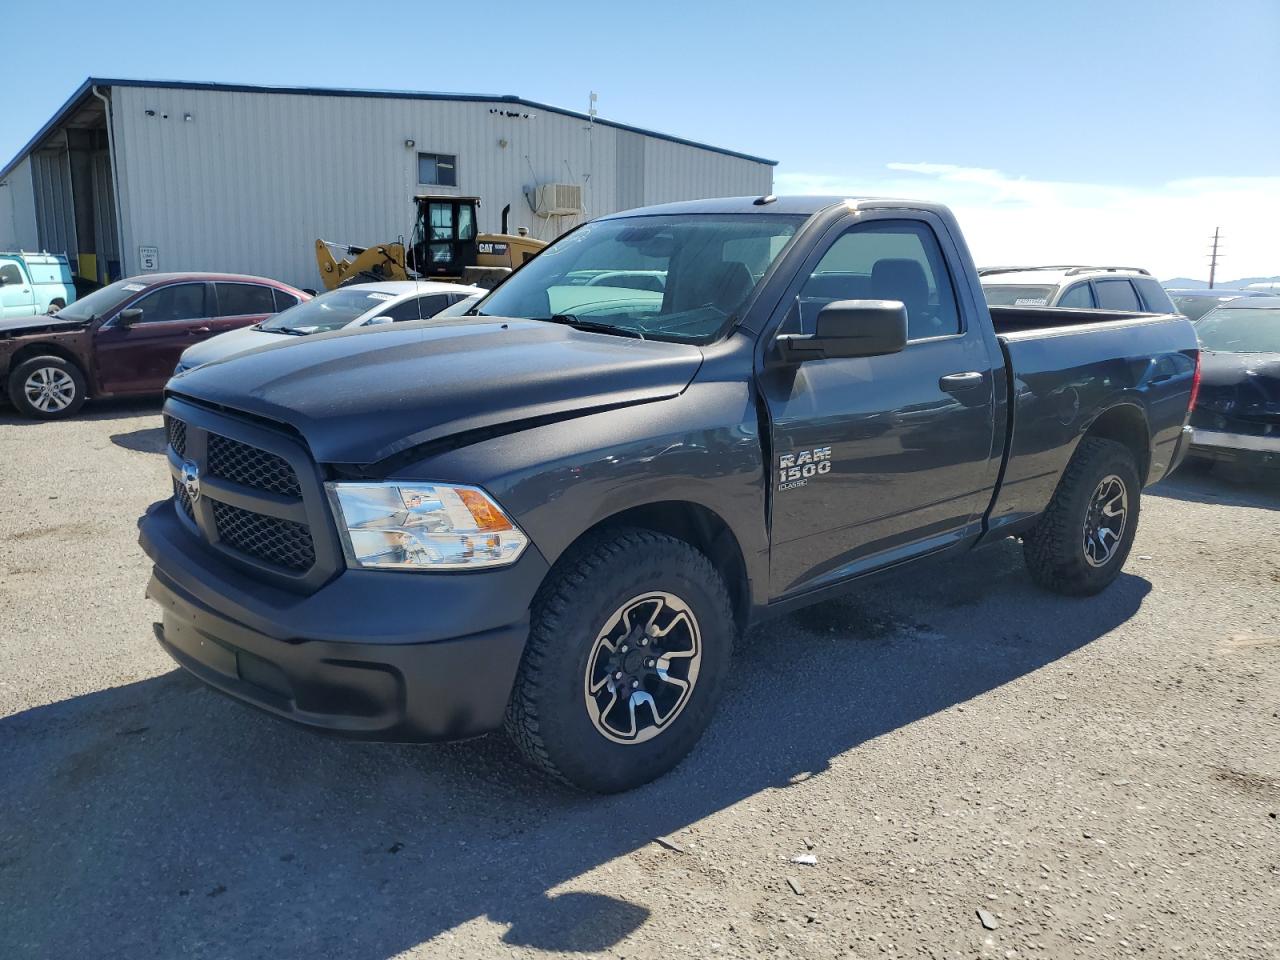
[0,252,76,318]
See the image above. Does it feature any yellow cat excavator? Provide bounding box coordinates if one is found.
[315,196,546,291]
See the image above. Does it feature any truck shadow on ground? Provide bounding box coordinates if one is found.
[0,541,1151,959]
[1148,459,1279,511]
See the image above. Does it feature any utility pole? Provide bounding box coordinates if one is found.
[1208,227,1221,289]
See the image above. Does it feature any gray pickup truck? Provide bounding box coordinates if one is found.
[140,196,1199,792]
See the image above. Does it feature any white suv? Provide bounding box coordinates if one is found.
[980,266,1175,313]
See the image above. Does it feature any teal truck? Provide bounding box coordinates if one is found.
[0,252,76,318]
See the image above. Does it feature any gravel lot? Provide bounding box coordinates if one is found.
[2,400,1277,960]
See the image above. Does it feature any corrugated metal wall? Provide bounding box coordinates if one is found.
[110,86,773,288]
[0,156,41,251]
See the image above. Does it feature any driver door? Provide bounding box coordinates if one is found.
[760,216,1000,598]
[94,282,213,393]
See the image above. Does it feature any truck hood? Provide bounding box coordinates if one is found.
[0,315,84,338]
[169,317,704,465]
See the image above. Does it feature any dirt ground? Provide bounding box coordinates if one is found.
[2,399,1277,959]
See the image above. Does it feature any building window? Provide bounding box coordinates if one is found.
[417,152,457,187]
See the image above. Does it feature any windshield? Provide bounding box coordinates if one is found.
[53,279,149,322]
[1171,293,1249,322]
[982,284,1058,306]
[475,214,806,343]
[260,287,392,334]
[1195,307,1280,354]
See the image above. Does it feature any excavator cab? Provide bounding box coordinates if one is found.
[407,196,480,279]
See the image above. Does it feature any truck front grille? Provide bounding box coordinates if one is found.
[163,403,333,589]
[165,415,187,458]
[173,477,195,521]
[207,434,302,497]
[211,500,316,571]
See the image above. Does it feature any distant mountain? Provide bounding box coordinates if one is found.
[1163,275,1280,289]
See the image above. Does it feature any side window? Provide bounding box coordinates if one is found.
[1057,283,1095,308]
[215,283,277,317]
[1094,279,1141,311]
[273,289,300,312]
[377,298,426,322]
[416,294,450,318]
[0,263,23,285]
[130,284,207,323]
[794,220,961,340]
[1132,277,1174,313]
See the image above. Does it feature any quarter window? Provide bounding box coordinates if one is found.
[1057,283,1095,308]
[417,152,457,187]
[795,220,961,340]
[1133,277,1174,313]
[273,289,300,312]
[215,283,277,317]
[129,283,206,323]
[1094,279,1141,311]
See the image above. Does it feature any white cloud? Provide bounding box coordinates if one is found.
[774,164,1280,282]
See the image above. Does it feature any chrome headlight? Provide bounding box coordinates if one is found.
[326,482,529,570]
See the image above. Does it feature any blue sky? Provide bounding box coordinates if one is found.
[4,0,1278,278]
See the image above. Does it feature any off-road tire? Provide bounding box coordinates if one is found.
[505,528,735,793]
[1022,437,1141,596]
[7,355,87,419]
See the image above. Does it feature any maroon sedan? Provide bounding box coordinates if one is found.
[0,273,309,418]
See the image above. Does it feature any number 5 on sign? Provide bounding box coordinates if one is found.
[138,246,159,272]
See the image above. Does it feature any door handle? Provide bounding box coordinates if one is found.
[188,326,212,335]
[939,371,985,390]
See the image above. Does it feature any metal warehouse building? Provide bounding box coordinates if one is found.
[0,78,775,290]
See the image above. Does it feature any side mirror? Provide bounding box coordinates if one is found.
[365,314,395,326]
[117,307,144,327]
[776,299,908,363]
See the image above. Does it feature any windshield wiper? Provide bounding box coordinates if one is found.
[541,314,645,340]
[269,326,309,336]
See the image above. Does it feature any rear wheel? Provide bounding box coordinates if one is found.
[48,298,66,314]
[505,528,735,793]
[7,355,87,419]
[1022,437,1141,595]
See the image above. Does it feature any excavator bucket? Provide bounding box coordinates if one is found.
[315,239,409,291]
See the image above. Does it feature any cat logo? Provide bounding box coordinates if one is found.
[777,446,832,490]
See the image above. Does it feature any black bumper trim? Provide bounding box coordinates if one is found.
[150,569,528,741]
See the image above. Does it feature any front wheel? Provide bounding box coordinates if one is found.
[505,529,735,793]
[1022,437,1141,595]
[7,355,88,419]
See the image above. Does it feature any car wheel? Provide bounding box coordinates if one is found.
[7,355,88,419]
[505,528,735,793]
[48,298,66,315]
[1022,437,1141,596]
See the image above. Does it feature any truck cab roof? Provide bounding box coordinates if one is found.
[599,195,956,220]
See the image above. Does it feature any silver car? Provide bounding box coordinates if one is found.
[174,280,483,373]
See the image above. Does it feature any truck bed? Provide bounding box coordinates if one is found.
[984,307,1198,538]
[988,304,1173,336]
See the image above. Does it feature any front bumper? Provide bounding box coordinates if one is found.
[139,500,549,741]
[1189,427,1280,468]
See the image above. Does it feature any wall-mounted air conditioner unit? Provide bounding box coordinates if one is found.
[533,183,583,217]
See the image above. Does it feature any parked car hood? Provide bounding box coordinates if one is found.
[169,318,704,465]
[1195,349,1280,423]
[181,325,288,369]
[0,315,84,338]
